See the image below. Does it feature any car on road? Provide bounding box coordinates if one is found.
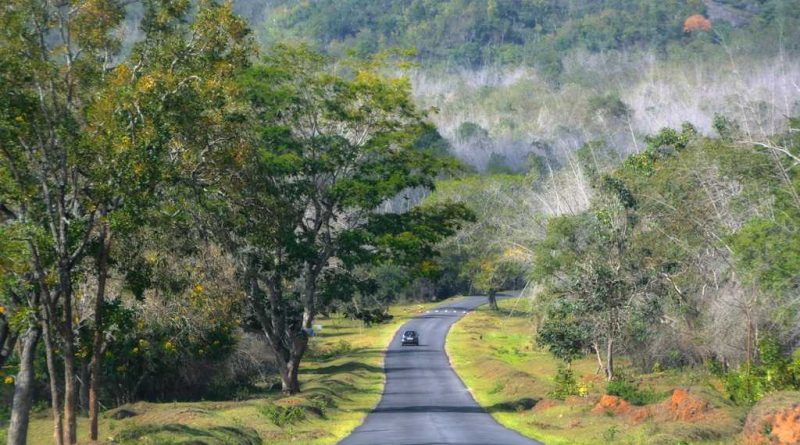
[401,330,419,346]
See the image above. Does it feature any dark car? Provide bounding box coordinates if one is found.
[401,330,419,346]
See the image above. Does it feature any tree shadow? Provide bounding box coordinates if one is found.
[117,423,262,445]
[486,397,540,413]
[307,361,383,375]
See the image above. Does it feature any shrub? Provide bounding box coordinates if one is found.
[605,376,665,406]
[723,338,800,405]
[549,365,579,400]
[258,403,307,427]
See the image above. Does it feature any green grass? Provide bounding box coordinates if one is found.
[446,297,747,445]
[24,300,441,445]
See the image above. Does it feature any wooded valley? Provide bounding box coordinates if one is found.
[1,1,798,444]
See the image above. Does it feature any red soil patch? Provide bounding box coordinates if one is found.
[664,388,711,422]
[743,396,800,445]
[592,394,654,424]
[593,388,717,424]
[592,394,632,415]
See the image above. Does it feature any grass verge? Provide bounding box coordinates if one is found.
[446,297,747,445]
[22,300,441,445]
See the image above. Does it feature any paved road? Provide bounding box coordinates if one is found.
[339,295,542,445]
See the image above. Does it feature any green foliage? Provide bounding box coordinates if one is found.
[256,0,800,69]
[602,425,619,441]
[623,124,697,176]
[485,153,518,175]
[308,340,353,361]
[548,365,579,400]
[588,94,630,120]
[536,300,587,364]
[724,338,800,405]
[605,376,666,406]
[259,403,307,427]
[456,122,489,142]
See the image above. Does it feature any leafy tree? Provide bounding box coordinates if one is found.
[0,0,252,442]
[206,45,470,393]
[533,174,662,380]
[426,174,531,309]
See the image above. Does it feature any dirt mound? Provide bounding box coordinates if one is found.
[593,388,716,424]
[592,394,653,423]
[592,394,632,415]
[742,391,800,445]
[664,388,711,422]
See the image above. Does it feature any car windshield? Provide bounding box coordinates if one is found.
[404,331,416,336]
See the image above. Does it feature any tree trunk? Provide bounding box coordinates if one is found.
[41,309,64,445]
[60,266,78,445]
[488,289,499,311]
[593,341,604,375]
[276,331,308,394]
[7,326,41,445]
[281,358,302,394]
[606,339,614,381]
[0,322,19,369]
[90,223,111,441]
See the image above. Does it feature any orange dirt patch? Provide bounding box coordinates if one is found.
[592,394,632,416]
[591,394,653,423]
[743,396,800,445]
[663,388,712,422]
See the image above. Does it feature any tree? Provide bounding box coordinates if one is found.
[0,0,252,442]
[426,174,534,308]
[533,174,660,381]
[206,45,470,393]
[79,2,252,439]
[469,248,526,310]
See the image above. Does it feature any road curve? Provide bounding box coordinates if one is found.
[339,295,543,445]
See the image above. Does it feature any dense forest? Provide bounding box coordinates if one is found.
[1,1,799,444]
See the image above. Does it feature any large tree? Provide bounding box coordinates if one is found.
[207,46,470,393]
[0,0,252,442]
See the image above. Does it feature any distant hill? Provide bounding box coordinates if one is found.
[241,0,799,70]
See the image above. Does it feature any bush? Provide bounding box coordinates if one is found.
[723,338,800,405]
[549,365,579,400]
[258,403,307,427]
[606,376,665,406]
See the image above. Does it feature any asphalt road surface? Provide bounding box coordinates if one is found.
[339,295,543,445]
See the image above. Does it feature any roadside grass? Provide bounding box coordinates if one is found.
[22,300,441,445]
[446,297,747,445]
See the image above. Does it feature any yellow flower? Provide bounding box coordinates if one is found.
[164,340,175,352]
[0,306,5,315]
[4,376,14,385]
[132,347,140,354]
[194,284,204,293]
